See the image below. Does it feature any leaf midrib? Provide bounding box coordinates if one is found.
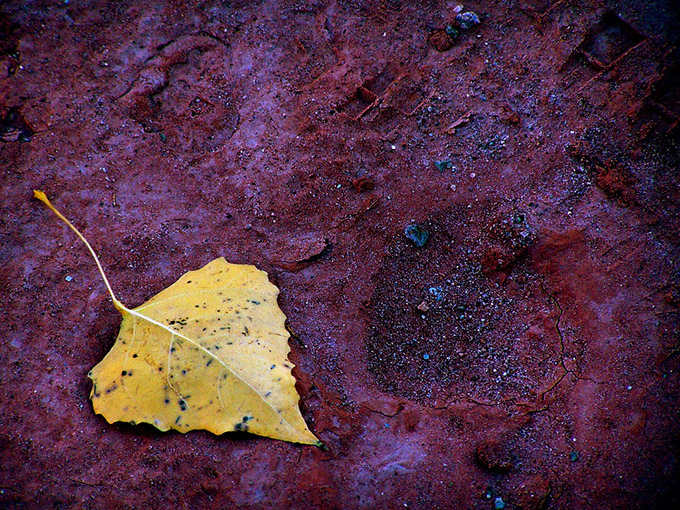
[123,306,302,437]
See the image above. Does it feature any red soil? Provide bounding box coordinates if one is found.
[1,1,679,508]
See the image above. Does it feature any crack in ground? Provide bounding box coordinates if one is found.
[539,278,607,401]
[362,402,405,418]
[430,395,551,419]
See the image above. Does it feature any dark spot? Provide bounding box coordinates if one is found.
[0,108,34,142]
[171,347,176,352]
[207,359,214,366]
[243,326,250,336]
[475,439,515,473]
[270,364,276,370]
[195,305,199,308]
[121,370,127,376]
[164,398,170,404]
[132,353,138,358]
[243,415,252,422]
[158,367,163,372]
[250,300,261,305]
[179,400,187,411]
[181,369,187,376]
[265,391,271,397]
[175,416,181,424]
[187,280,192,283]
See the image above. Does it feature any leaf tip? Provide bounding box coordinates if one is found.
[33,189,48,203]
[33,190,58,213]
[314,440,328,450]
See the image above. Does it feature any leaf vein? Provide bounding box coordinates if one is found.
[126,308,301,435]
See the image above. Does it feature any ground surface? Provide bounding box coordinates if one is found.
[1,1,679,508]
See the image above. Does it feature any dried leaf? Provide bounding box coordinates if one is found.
[34,191,319,445]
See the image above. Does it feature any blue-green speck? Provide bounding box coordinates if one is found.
[405,224,429,247]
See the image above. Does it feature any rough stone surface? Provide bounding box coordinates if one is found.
[1,1,679,508]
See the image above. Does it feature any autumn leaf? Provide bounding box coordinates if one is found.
[33,190,319,445]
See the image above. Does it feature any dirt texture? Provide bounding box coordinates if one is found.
[1,1,680,508]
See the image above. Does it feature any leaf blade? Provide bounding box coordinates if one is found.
[89,258,318,444]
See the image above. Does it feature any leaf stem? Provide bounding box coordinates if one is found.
[33,190,128,314]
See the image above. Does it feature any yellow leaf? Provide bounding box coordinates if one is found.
[34,190,319,445]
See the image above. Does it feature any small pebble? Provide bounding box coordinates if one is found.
[429,286,444,301]
[405,224,430,247]
[456,11,481,30]
[435,159,453,171]
[423,354,430,360]
[65,276,73,282]
[445,25,459,39]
